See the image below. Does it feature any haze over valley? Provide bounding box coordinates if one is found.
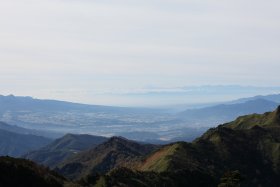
[0,0,280,186]
[0,92,280,143]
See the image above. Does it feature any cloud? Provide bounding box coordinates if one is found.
[0,0,279,105]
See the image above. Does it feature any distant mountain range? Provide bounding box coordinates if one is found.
[231,93,280,103]
[116,85,280,107]
[0,95,172,141]
[0,121,38,135]
[0,93,280,143]
[0,94,159,113]
[178,98,279,126]
[0,121,62,139]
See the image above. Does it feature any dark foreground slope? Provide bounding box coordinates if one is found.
[24,134,108,168]
[0,156,76,187]
[87,106,280,187]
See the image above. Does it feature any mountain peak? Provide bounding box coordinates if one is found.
[225,106,280,130]
[109,136,129,142]
[57,135,158,179]
[63,133,78,139]
[24,134,108,168]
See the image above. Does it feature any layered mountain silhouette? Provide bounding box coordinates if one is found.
[0,128,51,157]
[23,134,108,168]
[233,93,280,103]
[179,98,279,125]
[1,94,280,143]
[1,105,280,186]
[0,121,39,135]
[0,121,61,139]
[0,94,157,114]
[79,106,280,187]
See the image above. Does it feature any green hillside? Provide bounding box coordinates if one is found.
[225,105,280,129]
[90,106,280,187]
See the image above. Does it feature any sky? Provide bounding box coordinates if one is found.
[0,0,280,106]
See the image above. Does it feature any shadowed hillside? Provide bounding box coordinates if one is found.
[23,134,108,168]
[0,156,76,187]
[56,137,159,180]
[0,129,51,157]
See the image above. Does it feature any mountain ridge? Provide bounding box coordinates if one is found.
[23,134,108,168]
[87,106,280,187]
[178,98,279,126]
[0,128,51,157]
[56,136,159,180]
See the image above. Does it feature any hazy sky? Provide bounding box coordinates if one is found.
[0,0,280,106]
